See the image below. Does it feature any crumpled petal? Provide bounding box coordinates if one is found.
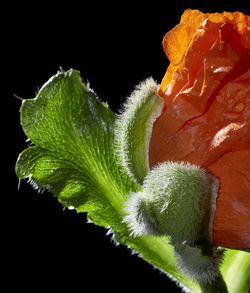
[149,9,250,248]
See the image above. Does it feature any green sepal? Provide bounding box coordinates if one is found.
[124,161,219,245]
[115,78,164,184]
[173,241,225,283]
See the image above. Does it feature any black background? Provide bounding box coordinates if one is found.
[5,5,249,292]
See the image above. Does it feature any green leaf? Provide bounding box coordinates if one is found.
[221,249,250,293]
[16,69,250,293]
[16,69,137,229]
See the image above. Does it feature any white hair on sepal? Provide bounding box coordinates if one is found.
[114,78,164,185]
[173,242,225,284]
[116,77,159,117]
[114,78,158,175]
[123,191,161,237]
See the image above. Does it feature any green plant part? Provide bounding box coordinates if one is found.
[115,78,164,184]
[173,242,225,285]
[16,70,250,293]
[124,161,219,244]
[123,161,224,284]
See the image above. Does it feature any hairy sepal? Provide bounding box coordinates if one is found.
[114,78,164,184]
[123,191,161,237]
[123,160,224,285]
[173,242,225,284]
[124,161,219,245]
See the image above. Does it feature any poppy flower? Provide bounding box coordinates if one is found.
[149,9,250,249]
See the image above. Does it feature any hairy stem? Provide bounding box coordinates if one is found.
[199,273,228,293]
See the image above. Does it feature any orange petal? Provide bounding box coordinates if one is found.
[210,150,250,248]
[162,9,207,66]
[150,10,250,248]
